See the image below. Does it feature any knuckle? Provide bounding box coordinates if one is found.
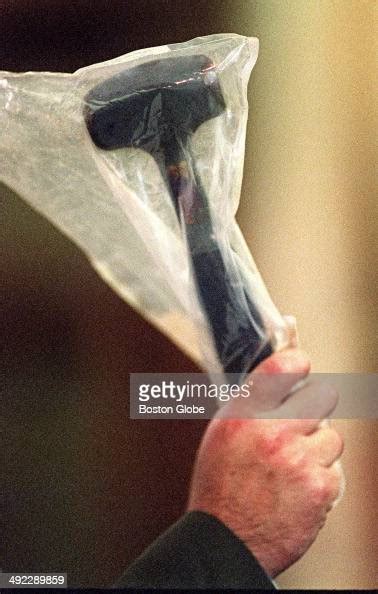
[305,471,332,506]
[255,424,288,458]
[314,482,332,506]
[319,427,344,462]
[330,429,344,457]
[271,441,306,473]
[320,427,344,458]
[281,450,306,474]
[321,480,335,502]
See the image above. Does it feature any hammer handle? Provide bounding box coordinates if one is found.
[162,141,273,381]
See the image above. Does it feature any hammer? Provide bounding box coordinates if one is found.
[84,54,273,381]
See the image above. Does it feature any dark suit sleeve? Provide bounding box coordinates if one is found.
[116,510,274,589]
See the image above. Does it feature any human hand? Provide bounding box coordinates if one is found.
[187,349,344,577]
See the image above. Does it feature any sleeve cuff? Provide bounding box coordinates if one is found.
[116,510,274,589]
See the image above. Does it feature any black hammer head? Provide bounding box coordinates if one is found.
[84,54,226,152]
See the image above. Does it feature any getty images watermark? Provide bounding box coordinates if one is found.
[130,374,251,418]
[129,373,378,419]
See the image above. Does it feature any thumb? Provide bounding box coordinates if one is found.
[217,349,311,418]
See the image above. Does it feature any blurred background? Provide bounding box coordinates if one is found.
[1,0,377,589]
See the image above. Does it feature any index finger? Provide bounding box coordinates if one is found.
[255,380,339,434]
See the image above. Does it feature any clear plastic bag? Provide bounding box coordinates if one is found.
[0,33,293,381]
